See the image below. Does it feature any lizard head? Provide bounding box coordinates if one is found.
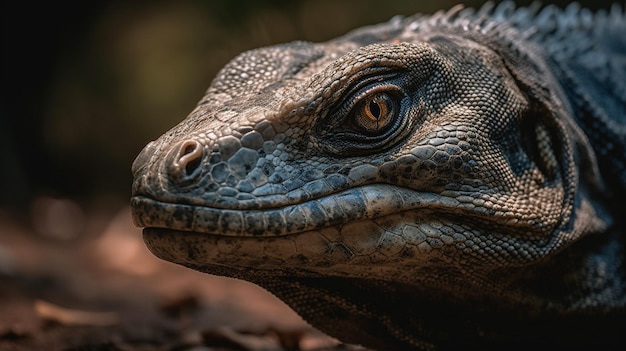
[130,11,615,349]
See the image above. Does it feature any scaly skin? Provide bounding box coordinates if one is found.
[131,3,625,350]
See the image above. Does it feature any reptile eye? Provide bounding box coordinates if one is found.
[353,92,398,132]
[316,83,412,155]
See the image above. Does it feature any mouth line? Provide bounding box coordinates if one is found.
[131,183,467,237]
[131,182,548,239]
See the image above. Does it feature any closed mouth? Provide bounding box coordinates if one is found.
[130,183,464,237]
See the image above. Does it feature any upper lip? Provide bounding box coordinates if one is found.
[130,182,550,240]
[130,183,456,236]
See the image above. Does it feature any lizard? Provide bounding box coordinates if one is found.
[130,2,626,350]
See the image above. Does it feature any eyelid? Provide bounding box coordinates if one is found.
[348,84,403,111]
[322,70,402,116]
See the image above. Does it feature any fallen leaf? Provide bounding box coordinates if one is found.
[34,300,119,327]
[202,326,283,351]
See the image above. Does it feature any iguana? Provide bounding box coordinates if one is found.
[130,2,626,350]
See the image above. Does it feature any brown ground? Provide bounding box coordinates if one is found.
[0,197,363,351]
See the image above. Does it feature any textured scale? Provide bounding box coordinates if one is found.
[130,3,625,350]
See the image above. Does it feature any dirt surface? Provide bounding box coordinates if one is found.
[0,198,364,351]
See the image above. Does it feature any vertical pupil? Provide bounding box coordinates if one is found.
[369,100,381,119]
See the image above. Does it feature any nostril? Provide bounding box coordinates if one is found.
[176,140,204,177]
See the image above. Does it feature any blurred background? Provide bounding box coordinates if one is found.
[0,1,617,350]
